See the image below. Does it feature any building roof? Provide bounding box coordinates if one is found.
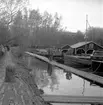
[61,44,70,49]
[70,41,103,49]
[70,41,90,48]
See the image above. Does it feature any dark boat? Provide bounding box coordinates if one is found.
[63,40,103,69]
[91,60,103,74]
[64,54,91,68]
[91,50,103,76]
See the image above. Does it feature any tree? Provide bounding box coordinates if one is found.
[0,0,28,25]
[29,9,42,28]
[42,11,53,28]
[0,22,11,44]
[9,8,64,47]
[74,30,84,42]
[53,12,62,30]
[86,27,103,45]
[13,10,23,26]
[11,10,30,49]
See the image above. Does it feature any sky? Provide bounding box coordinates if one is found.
[29,0,103,32]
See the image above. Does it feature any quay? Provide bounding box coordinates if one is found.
[42,95,103,104]
[26,51,103,86]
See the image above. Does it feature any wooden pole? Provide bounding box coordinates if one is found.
[85,15,88,55]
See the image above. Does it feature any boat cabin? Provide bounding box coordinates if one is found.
[66,41,103,55]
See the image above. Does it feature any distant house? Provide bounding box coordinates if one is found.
[66,41,103,55]
[61,44,71,53]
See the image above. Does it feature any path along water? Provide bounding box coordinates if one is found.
[0,48,49,105]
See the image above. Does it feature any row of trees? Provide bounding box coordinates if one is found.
[0,0,103,48]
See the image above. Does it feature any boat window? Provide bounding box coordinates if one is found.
[76,49,85,55]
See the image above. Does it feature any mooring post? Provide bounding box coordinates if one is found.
[48,48,53,61]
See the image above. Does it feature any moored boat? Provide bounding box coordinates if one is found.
[91,50,103,76]
[63,41,103,69]
[64,54,91,68]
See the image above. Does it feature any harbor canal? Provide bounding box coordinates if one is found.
[30,57,103,105]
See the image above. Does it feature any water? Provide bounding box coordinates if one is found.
[42,68,103,96]
[29,57,103,105]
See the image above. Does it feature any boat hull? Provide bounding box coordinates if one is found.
[64,55,91,68]
[91,60,103,76]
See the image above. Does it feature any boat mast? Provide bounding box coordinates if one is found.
[85,14,88,42]
[86,15,92,41]
[85,15,88,55]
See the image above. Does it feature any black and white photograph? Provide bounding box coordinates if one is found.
[0,0,103,105]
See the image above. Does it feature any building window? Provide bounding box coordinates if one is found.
[76,49,85,55]
[87,49,93,54]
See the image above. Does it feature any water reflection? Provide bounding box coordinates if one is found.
[29,57,103,96]
[65,71,72,80]
[29,57,103,105]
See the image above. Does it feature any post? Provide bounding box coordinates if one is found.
[48,48,53,61]
[85,15,88,55]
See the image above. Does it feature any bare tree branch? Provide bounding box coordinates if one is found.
[0,0,29,25]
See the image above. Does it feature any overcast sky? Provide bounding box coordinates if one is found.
[29,0,103,32]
